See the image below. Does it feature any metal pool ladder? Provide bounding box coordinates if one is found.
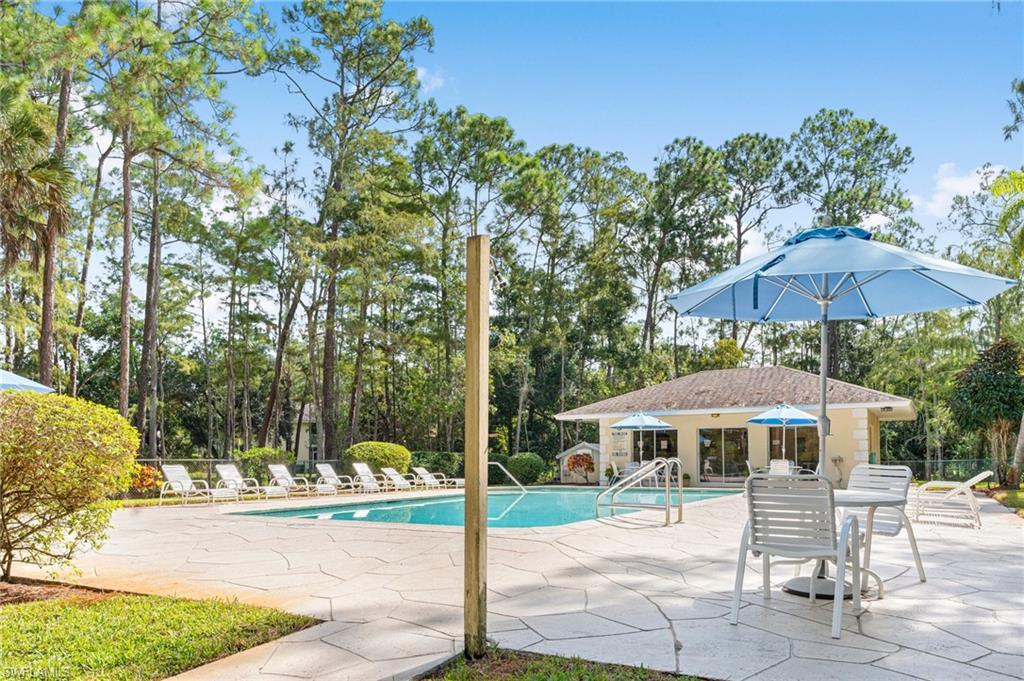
[595,457,684,526]
[488,461,527,493]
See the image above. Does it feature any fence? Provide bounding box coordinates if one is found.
[882,458,991,482]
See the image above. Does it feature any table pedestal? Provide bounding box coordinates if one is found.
[782,576,853,600]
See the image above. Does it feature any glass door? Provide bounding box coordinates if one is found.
[699,428,748,484]
[768,426,819,470]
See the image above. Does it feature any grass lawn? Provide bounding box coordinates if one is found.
[424,649,707,681]
[991,488,1024,518]
[0,583,315,680]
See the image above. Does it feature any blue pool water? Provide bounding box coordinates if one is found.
[241,487,739,528]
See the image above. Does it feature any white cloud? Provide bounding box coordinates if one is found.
[916,162,1005,219]
[416,66,445,93]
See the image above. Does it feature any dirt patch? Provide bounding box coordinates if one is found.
[421,649,695,680]
[0,579,116,607]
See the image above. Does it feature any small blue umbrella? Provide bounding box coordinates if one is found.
[668,226,1016,475]
[748,404,818,463]
[0,369,54,393]
[611,413,673,464]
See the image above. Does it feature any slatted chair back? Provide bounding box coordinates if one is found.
[161,464,197,492]
[768,459,793,475]
[316,463,340,483]
[746,474,836,558]
[216,464,244,485]
[846,464,911,536]
[268,464,295,486]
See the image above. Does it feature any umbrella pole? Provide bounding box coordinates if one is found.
[818,300,830,478]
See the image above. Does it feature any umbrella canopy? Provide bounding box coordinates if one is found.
[0,369,54,393]
[747,403,818,426]
[668,226,1016,476]
[611,412,673,430]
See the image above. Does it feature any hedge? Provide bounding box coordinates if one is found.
[0,392,138,580]
[410,451,464,479]
[233,447,295,484]
[507,452,546,485]
[344,441,412,475]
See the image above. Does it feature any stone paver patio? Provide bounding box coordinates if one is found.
[17,489,1023,681]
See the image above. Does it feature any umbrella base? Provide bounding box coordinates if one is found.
[782,576,853,600]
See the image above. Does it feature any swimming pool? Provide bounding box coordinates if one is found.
[242,486,739,528]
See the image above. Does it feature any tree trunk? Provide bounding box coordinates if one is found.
[322,267,338,457]
[38,65,73,388]
[1012,410,1024,482]
[258,278,304,446]
[137,156,161,454]
[346,285,370,447]
[70,142,113,397]
[222,283,237,457]
[118,126,133,418]
[198,246,214,458]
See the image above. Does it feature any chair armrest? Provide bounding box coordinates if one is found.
[243,477,260,487]
[192,479,210,490]
[292,476,311,486]
[162,481,186,492]
[838,514,859,553]
[216,480,232,489]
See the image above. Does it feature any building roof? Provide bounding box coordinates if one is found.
[555,366,913,421]
[556,442,600,460]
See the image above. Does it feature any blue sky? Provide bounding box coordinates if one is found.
[228,1,1022,251]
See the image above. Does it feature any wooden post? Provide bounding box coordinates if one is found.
[464,234,490,658]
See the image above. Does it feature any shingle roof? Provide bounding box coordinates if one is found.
[555,366,911,420]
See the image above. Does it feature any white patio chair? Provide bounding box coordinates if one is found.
[268,464,336,496]
[412,466,464,488]
[768,459,794,475]
[380,467,415,491]
[160,464,238,505]
[351,462,385,493]
[844,464,925,590]
[315,463,355,493]
[731,474,861,640]
[216,464,287,500]
[914,470,993,529]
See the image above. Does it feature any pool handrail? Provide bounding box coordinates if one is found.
[487,461,527,493]
[595,457,684,526]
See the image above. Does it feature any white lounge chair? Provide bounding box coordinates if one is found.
[160,464,239,505]
[216,464,288,500]
[844,464,925,591]
[412,466,464,488]
[268,464,336,496]
[731,474,861,640]
[914,470,993,529]
[315,463,355,493]
[380,467,414,491]
[351,462,384,493]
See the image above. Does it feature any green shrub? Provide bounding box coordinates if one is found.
[233,447,294,484]
[507,452,546,485]
[0,392,138,581]
[411,451,464,479]
[487,452,509,485]
[344,441,411,475]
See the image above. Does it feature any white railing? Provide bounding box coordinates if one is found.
[595,457,684,526]
[488,461,527,494]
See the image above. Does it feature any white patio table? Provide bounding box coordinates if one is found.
[781,489,920,600]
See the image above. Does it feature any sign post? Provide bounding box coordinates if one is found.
[464,234,490,658]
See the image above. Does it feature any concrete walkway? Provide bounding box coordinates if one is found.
[18,489,1023,681]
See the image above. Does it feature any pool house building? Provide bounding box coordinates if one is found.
[555,366,915,486]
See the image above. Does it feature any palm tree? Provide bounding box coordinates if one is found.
[0,81,73,381]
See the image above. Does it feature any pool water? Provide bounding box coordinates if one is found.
[242,486,739,528]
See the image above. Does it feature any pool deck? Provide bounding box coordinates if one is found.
[15,487,1023,681]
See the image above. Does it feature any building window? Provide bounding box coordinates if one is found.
[699,428,748,484]
[768,426,819,469]
[631,430,677,465]
[308,422,318,461]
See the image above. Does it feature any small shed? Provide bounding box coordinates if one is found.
[556,442,601,485]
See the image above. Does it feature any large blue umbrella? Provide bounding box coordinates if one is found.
[747,403,817,463]
[611,413,673,464]
[668,226,1015,475]
[0,369,54,393]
